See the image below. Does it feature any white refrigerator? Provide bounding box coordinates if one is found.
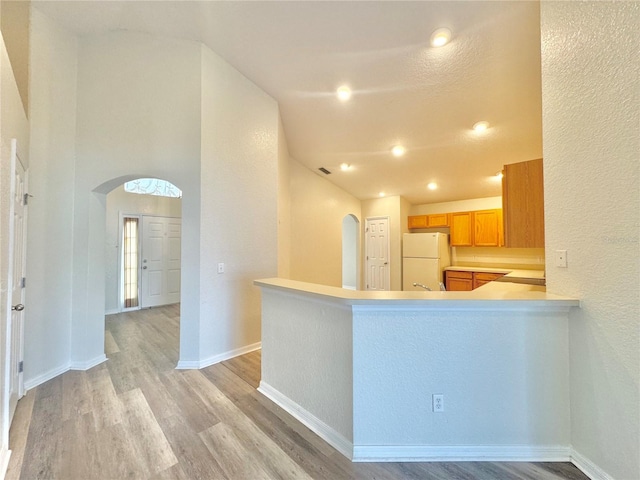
[402,233,451,291]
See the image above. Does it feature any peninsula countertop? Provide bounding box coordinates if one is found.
[254,278,578,308]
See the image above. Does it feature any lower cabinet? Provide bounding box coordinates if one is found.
[473,272,505,289]
[445,270,473,291]
[446,270,505,291]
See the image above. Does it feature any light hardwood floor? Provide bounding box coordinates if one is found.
[7,305,589,480]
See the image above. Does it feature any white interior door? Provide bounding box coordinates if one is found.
[140,216,181,308]
[365,217,390,291]
[8,140,27,421]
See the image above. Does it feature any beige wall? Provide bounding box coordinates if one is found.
[289,158,361,288]
[410,196,502,216]
[541,2,639,478]
[277,116,291,279]
[0,0,29,114]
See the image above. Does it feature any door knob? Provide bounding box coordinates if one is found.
[142,266,147,269]
[11,304,24,311]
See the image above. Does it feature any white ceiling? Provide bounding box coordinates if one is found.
[33,1,543,205]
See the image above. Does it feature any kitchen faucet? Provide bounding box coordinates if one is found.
[413,282,431,291]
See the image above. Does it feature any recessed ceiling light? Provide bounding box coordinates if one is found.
[430,28,452,47]
[337,85,352,101]
[473,121,490,133]
[379,192,386,197]
[392,145,406,157]
[427,182,438,190]
[340,163,351,171]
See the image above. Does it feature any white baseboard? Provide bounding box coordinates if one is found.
[24,354,108,391]
[352,444,571,462]
[571,448,613,480]
[258,381,353,459]
[0,447,11,480]
[257,382,574,464]
[70,354,107,371]
[176,342,261,370]
[104,308,119,316]
[24,363,70,391]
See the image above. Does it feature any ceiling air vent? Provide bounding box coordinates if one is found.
[318,167,331,175]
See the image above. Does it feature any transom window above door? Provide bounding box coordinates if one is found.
[124,178,182,198]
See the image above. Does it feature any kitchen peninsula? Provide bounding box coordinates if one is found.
[254,278,579,463]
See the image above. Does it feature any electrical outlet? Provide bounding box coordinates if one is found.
[217,263,225,274]
[433,394,444,412]
[555,250,567,268]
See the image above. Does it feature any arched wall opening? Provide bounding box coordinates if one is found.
[342,214,360,290]
[80,174,200,368]
[105,178,183,314]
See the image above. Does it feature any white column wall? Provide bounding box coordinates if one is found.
[24,9,76,386]
[198,45,279,364]
[74,31,202,367]
[541,2,640,479]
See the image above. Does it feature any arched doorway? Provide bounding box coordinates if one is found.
[105,178,183,313]
[86,174,197,368]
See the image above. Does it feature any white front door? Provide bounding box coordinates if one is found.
[140,216,181,308]
[8,140,27,420]
[365,217,390,291]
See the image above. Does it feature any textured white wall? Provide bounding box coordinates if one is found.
[353,308,569,447]
[24,9,76,384]
[199,45,278,362]
[289,159,361,287]
[104,186,182,313]
[261,291,353,442]
[541,2,639,478]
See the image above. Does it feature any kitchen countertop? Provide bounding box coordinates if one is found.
[444,266,545,285]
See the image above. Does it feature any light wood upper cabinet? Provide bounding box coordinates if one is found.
[407,213,449,229]
[450,212,473,246]
[473,209,503,247]
[407,215,428,229]
[502,158,545,248]
[427,213,449,227]
[450,209,503,247]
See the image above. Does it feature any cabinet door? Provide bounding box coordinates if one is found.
[427,213,449,227]
[450,212,473,246]
[473,272,505,289]
[408,215,428,229]
[446,270,473,291]
[503,158,545,248]
[474,209,502,247]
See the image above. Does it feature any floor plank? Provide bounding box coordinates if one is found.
[8,304,590,480]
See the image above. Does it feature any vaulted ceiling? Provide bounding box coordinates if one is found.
[34,1,543,205]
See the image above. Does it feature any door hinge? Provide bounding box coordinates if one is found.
[21,277,26,288]
[18,361,23,373]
